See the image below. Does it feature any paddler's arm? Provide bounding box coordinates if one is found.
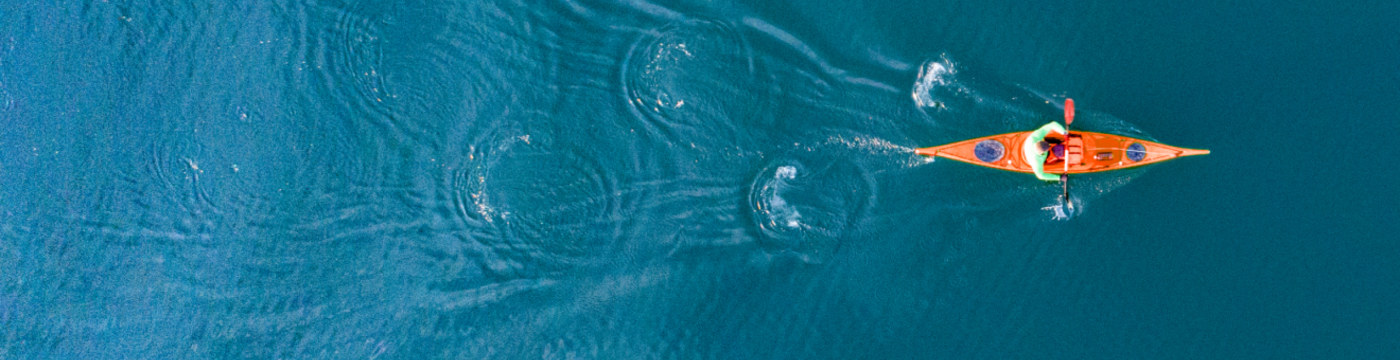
[1026,122,1068,182]
[1029,154,1060,181]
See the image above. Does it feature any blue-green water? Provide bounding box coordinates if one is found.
[3,0,1398,358]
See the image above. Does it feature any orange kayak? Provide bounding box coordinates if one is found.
[915,131,1209,174]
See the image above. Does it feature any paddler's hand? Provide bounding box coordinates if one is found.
[1060,174,1068,182]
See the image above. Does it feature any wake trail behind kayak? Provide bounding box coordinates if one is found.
[818,134,933,170]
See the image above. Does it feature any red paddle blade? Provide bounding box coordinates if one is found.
[1064,98,1075,125]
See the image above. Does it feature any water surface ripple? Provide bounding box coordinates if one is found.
[0,0,1211,358]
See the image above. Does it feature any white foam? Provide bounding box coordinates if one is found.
[912,59,954,108]
[769,166,802,227]
[774,165,797,180]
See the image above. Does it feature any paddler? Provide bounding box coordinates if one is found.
[1022,122,1068,182]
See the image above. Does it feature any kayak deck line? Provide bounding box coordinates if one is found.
[915,131,1208,175]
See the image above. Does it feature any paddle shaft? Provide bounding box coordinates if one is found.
[1063,99,1074,206]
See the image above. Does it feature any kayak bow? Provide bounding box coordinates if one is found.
[915,131,1208,174]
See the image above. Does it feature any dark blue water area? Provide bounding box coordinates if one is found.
[2,0,1398,358]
